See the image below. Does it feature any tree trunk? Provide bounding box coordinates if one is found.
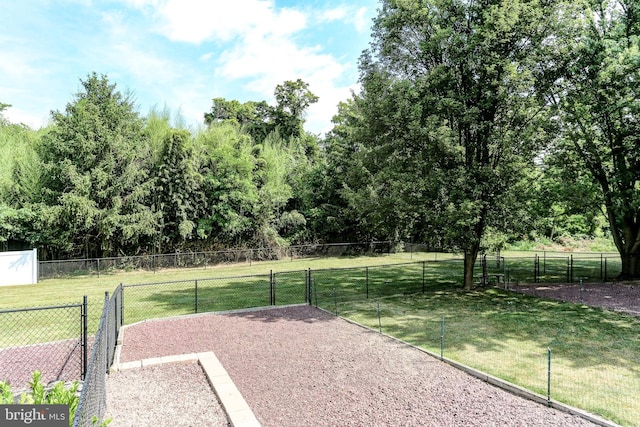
[463,244,481,291]
[619,252,640,279]
[608,208,640,279]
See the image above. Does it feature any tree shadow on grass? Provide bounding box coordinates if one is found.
[345,289,640,371]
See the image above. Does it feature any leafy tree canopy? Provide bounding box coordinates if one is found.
[38,72,158,258]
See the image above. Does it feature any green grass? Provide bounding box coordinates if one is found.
[1,250,637,425]
[0,252,449,337]
[332,290,640,427]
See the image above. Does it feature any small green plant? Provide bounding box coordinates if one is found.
[0,371,111,427]
[0,381,13,404]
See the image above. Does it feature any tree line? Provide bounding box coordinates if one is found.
[1,0,639,288]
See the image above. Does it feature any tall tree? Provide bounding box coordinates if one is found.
[38,73,158,258]
[197,123,259,246]
[545,0,640,278]
[155,129,206,251]
[204,79,318,143]
[354,0,557,289]
[272,79,319,140]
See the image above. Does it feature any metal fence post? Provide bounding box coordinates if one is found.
[600,253,604,282]
[273,272,277,305]
[570,255,574,283]
[270,270,274,305]
[366,267,369,299]
[306,269,311,304]
[547,347,552,407]
[104,291,110,370]
[120,283,124,326]
[113,290,119,357]
[441,316,445,361]
[82,295,88,380]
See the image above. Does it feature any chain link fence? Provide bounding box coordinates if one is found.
[121,270,310,325]
[0,300,88,391]
[308,256,636,427]
[327,294,637,427]
[38,242,398,279]
[3,254,634,425]
[466,253,622,286]
[73,286,122,427]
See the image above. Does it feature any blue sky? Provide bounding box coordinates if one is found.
[0,0,377,134]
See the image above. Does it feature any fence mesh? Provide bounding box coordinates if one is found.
[73,287,122,427]
[327,288,638,426]
[4,252,636,426]
[0,302,86,391]
[38,242,397,279]
[122,271,311,325]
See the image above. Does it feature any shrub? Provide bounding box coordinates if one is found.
[0,371,110,426]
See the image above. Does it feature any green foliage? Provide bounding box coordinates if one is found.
[204,79,318,143]
[544,0,640,277]
[253,133,295,246]
[37,73,158,258]
[348,0,559,287]
[0,381,12,404]
[155,129,206,249]
[0,371,90,427]
[196,123,259,245]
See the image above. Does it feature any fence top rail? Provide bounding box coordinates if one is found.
[289,241,393,248]
[274,269,309,275]
[38,242,400,264]
[123,273,273,288]
[307,260,440,274]
[0,302,83,314]
[503,254,620,259]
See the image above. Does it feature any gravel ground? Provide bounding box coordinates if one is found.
[510,281,640,316]
[112,305,600,427]
[0,338,83,391]
[105,361,229,427]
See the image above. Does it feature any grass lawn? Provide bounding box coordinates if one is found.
[1,250,636,425]
[0,252,453,334]
[333,290,640,427]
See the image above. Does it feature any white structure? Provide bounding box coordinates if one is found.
[0,248,38,286]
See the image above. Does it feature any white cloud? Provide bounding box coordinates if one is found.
[319,6,348,22]
[199,52,214,61]
[315,5,370,33]
[113,0,370,133]
[125,0,306,44]
[354,7,369,33]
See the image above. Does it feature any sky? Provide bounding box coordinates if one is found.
[0,0,377,135]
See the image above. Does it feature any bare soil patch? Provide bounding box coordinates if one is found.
[115,305,599,426]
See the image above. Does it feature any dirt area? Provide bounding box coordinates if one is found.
[510,281,640,317]
[0,338,83,391]
[111,305,600,427]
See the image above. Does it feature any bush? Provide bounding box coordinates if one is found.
[0,371,110,427]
